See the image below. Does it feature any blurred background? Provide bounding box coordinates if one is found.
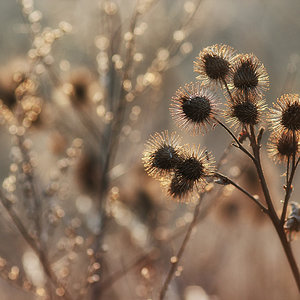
[0,0,299,299]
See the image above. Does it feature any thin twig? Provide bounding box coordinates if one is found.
[158,142,233,300]
[214,172,268,213]
[222,79,234,103]
[159,194,204,300]
[0,190,74,300]
[214,118,255,162]
[281,132,298,225]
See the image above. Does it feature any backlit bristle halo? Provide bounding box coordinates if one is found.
[170,82,219,135]
[193,44,236,86]
[267,130,299,163]
[229,53,269,97]
[163,145,215,202]
[225,92,266,129]
[268,94,300,133]
[164,173,196,203]
[142,131,183,180]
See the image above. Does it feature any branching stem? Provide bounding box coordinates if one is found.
[248,124,300,292]
[214,118,255,162]
[214,172,268,213]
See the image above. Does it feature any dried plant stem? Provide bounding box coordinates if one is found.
[214,100,300,292]
[222,79,234,103]
[214,172,268,213]
[159,167,270,300]
[159,194,204,300]
[281,132,298,225]
[247,124,300,292]
[214,118,255,161]
[158,144,234,300]
[248,125,277,216]
[100,177,232,294]
[0,190,74,300]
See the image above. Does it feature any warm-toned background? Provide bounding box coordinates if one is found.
[0,0,299,299]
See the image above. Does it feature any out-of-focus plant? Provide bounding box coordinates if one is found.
[0,0,205,299]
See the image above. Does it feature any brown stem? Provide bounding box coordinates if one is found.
[272,218,300,293]
[281,132,298,224]
[214,172,268,213]
[248,125,300,292]
[248,125,277,216]
[159,194,204,300]
[215,118,255,162]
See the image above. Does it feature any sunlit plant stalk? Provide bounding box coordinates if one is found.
[143,44,300,298]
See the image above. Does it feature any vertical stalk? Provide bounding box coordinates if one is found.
[248,125,300,292]
[159,196,203,300]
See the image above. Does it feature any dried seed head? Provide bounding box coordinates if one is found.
[194,44,236,86]
[168,174,195,201]
[225,93,266,129]
[163,146,215,202]
[269,94,300,132]
[229,54,269,97]
[143,131,183,180]
[170,82,219,135]
[267,130,299,163]
[177,156,205,181]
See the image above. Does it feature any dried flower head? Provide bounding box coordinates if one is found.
[269,94,300,133]
[229,54,269,97]
[168,174,195,201]
[193,44,236,86]
[170,82,219,135]
[267,130,299,163]
[143,131,183,180]
[164,146,215,202]
[225,92,266,129]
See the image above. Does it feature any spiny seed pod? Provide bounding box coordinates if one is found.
[193,44,236,86]
[143,131,183,180]
[168,174,195,202]
[269,94,300,133]
[163,145,215,202]
[229,53,269,97]
[225,92,266,129]
[170,82,219,135]
[267,130,299,163]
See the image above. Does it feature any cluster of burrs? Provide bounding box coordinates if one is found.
[143,44,300,207]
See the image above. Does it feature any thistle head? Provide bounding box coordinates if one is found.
[170,82,219,135]
[225,92,266,129]
[229,53,269,97]
[194,44,236,86]
[143,131,183,180]
[268,130,299,163]
[269,94,300,133]
[164,146,215,202]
